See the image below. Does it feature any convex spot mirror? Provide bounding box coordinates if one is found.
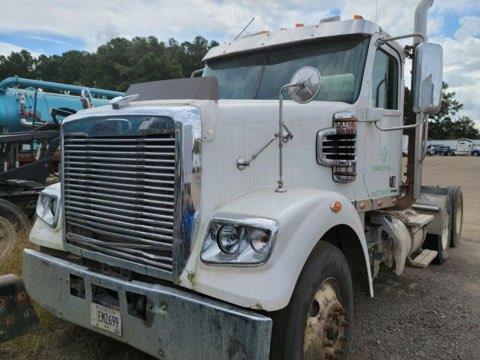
[288,66,322,104]
[413,42,443,114]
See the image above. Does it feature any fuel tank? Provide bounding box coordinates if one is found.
[0,76,124,132]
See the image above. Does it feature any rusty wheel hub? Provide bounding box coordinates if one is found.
[304,280,349,360]
[0,217,17,261]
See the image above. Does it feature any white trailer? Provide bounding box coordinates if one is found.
[23,1,463,359]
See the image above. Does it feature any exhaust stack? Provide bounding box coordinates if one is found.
[414,0,434,44]
[398,0,435,209]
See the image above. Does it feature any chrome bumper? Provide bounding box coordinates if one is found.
[23,249,272,359]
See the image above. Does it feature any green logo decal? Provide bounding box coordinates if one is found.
[380,145,388,162]
[371,145,391,172]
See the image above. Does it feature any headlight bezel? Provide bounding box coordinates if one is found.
[36,191,60,227]
[201,214,278,266]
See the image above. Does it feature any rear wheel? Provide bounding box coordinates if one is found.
[448,186,463,247]
[421,185,463,248]
[271,241,353,360]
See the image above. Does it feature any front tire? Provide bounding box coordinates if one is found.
[271,241,353,360]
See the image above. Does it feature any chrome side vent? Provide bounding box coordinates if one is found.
[316,112,358,183]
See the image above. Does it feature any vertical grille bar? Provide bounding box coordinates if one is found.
[63,133,177,275]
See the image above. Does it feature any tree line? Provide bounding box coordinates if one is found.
[0,35,478,139]
[0,36,218,92]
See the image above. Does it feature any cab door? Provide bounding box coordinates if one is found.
[363,46,403,203]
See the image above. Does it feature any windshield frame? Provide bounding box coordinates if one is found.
[204,34,371,104]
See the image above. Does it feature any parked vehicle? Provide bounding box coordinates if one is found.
[427,144,454,156]
[0,76,123,133]
[455,138,476,156]
[471,145,480,156]
[23,1,463,359]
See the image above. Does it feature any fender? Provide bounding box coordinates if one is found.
[181,186,373,312]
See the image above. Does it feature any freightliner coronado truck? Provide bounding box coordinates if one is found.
[23,1,463,359]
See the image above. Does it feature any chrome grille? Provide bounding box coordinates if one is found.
[63,134,177,276]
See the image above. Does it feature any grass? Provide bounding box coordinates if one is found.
[0,228,61,359]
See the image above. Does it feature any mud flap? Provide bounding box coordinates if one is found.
[0,274,39,342]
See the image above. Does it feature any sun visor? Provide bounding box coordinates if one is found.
[126,77,219,101]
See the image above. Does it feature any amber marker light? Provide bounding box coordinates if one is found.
[331,201,342,213]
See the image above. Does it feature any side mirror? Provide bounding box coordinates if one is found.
[412,42,443,114]
[287,66,322,104]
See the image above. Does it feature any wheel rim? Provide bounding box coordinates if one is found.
[0,217,17,261]
[441,209,450,251]
[304,279,348,360]
[455,198,463,235]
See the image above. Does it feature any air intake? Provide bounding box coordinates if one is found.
[316,112,358,183]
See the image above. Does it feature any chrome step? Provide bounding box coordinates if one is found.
[410,249,438,268]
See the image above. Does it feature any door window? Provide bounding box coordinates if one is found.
[371,49,399,109]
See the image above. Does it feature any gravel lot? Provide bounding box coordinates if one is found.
[0,157,479,359]
[350,157,480,360]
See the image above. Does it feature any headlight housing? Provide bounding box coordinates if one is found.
[201,215,278,265]
[36,192,60,227]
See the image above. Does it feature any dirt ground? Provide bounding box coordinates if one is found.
[0,157,479,359]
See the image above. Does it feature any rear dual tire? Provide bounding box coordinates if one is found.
[421,185,463,264]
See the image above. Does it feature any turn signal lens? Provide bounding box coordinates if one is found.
[331,201,343,213]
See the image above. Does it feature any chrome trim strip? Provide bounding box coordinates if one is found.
[411,203,441,212]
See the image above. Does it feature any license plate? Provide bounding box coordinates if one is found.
[90,303,122,336]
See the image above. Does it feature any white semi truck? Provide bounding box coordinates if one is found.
[23,1,464,359]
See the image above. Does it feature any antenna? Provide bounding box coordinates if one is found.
[233,17,255,41]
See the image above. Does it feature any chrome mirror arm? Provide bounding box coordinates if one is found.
[236,124,294,171]
[374,114,426,132]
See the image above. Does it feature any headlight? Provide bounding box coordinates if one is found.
[201,215,278,265]
[36,193,60,227]
[217,224,241,254]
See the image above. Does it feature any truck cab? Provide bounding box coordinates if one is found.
[23,1,463,359]
[455,138,476,155]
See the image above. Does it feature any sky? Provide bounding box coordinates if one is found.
[0,0,479,123]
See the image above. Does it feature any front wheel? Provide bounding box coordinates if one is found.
[271,241,353,360]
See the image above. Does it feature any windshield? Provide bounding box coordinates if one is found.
[204,35,370,103]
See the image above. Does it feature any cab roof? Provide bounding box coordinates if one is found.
[203,19,400,62]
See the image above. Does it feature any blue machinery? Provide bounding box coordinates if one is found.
[0,76,124,132]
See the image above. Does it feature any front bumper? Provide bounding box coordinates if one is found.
[23,249,272,359]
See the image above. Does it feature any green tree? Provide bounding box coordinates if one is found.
[0,35,216,92]
[0,50,36,79]
[405,83,478,140]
